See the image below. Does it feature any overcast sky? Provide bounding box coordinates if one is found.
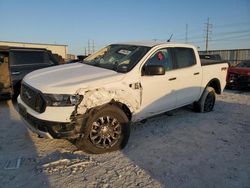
[0,0,250,55]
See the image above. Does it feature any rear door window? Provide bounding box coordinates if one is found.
[174,48,196,68]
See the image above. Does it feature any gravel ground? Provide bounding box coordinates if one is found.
[0,90,249,188]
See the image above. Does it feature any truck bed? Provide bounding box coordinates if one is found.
[201,59,229,66]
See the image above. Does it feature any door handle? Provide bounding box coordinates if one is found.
[12,71,21,75]
[168,77,177,81]
[193,72,200,75]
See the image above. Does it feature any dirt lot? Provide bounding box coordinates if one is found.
[0,90,250,188]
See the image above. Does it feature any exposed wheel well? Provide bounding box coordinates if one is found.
[206,78,221,94]
[109,100,132,121]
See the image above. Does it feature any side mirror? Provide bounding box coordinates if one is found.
[143,65,165,76]
[117,64,129,73]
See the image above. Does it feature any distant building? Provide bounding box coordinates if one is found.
[0,41,68,59]
[199,48,250,65]
[67,54,76,60]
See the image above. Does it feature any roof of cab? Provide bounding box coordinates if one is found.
[114,41,196,48]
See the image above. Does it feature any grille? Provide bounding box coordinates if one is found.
[20,83,46,113]
[229,73,238,80]
[238,75,249,81]
[229,73,249,81]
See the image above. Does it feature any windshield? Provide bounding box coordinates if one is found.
[236,60,250,68]
[83,44,150,72]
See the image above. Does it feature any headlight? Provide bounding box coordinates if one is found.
[44,94,83,106]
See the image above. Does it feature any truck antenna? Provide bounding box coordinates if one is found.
[167,34,173,42]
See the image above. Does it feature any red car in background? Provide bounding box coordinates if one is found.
[227,60,250,89]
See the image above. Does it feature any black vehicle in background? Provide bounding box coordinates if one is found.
[66,55,88,64]
[0,46,62,99]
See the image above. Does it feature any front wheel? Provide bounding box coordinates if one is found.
[75,104,130,154]
[194,86,216,113]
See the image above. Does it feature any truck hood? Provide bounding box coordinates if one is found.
[23,63,124,94]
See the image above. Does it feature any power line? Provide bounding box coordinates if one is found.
[213,29,250,36]
[212,33,250,42]
[175,30,250,42]
[213,21,250,28]
[170,20,250,50]
[210,37,250,45]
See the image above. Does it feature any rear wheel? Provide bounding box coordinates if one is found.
[75,104,130,154]
[194,86,216,113]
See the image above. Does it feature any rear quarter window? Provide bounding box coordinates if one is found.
[175,48,196,68]
[10,50,48,65]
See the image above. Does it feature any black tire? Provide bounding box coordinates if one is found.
[193,86,216,113]
[12,81,21,100]
[225,84,233,90]
[75,104,130,154]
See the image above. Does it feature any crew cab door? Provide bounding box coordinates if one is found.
[139,48,177,118]
[172,47,202,106]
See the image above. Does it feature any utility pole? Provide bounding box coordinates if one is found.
[87,40,90,55]
[84,47,87,56]
[92,40,95,54]
[204,18,212,52]
[185,24,188,44]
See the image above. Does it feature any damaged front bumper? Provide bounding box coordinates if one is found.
[17,97,82,139]
[227,73,250,88]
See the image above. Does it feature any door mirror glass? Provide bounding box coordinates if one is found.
[143,65,165,76]
[117,64,129,73]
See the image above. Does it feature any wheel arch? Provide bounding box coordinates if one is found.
[77,100,133,124]
[76,87,137,120]
[75,100,131,153]
[206,78,221,94]
[109,100,132,121]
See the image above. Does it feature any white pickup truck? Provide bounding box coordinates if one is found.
[18,41,228,153]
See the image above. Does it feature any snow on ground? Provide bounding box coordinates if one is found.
[0,90,249,188]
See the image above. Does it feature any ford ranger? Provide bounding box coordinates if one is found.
[17,41,228,153]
